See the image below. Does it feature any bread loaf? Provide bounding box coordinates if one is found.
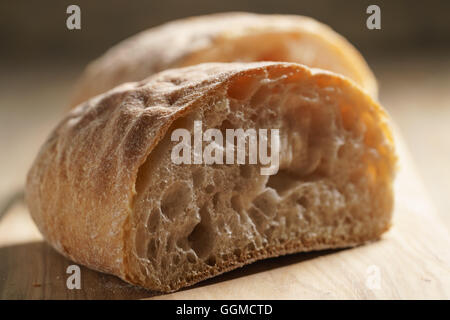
[27,62,396,292]
[70,12,378,108]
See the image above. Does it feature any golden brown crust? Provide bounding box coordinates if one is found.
[70,12,378,108]
[27,62,395,292]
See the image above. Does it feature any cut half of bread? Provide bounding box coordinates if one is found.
[27,62,396,292]
[70,12,378,108]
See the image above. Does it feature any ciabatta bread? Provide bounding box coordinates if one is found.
[27,62,396,292]
[70,12,378,108]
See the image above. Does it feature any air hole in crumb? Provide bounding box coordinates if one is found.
[134,225,147,257]
[247,242,256,251]
[233,248,242,257]
[146,208,160,233]
[187,206,215,259]
[147,238,158,259]
[231,195,242,213]
[167,91,182,105]
[161,182,192,220]
[206,256,217,266]
[267,170,297,195]
[297,196,309,208]
[205,184,215,194]
[344,216,352,224]
[220,119,235,131]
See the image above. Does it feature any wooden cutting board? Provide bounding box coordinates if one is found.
[0,130,449,299]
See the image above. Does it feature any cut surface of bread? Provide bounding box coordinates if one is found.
[26,62,396,292]
[70,12,378,108]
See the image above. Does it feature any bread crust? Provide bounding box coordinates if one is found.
[70,12,378,108]
[26,62,395,292]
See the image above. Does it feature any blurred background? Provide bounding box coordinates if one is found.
[1,0,449,230]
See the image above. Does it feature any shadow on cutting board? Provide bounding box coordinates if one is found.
[0,241,340,299]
